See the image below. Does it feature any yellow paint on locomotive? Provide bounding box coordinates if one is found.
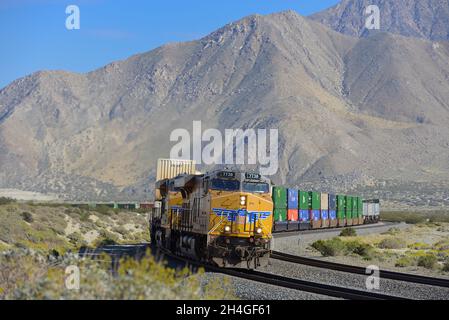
[163,191,183,229]
[209,190,273,239]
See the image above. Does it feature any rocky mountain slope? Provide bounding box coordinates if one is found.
[1,9,449,206]
[311,0,449,40]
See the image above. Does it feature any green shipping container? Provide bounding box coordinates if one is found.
[310,192,321,210]
[346,196,353,219]
[272,187,287,209]
[273,208,287,222]
[337,195,346,219]
[299,190,311,210]
[358,197,363,217]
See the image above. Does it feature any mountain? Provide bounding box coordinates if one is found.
[310,0,449,40]
[1,9,449,208]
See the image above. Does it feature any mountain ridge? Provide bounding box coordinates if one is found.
[1,9,449,208]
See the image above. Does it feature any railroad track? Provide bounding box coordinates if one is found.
[77,244,408,299]
[272,221,400,238]
[271,250,449,288]
[156,248,407,300]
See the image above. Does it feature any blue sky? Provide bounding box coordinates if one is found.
[0,0,339,89]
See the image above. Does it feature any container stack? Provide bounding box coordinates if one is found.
[329,194,337,227]
[287,189,299,231]
[346,196,353,226]
[299,190,311,230]
[337,195,346,227]
[311,191,321,229]
[272,187,288,232]
[320,193,329,228]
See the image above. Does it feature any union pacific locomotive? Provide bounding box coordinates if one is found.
[150,160,273,269]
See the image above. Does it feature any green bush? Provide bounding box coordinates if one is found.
[417,254,438,269]
[0,197,16,205]
[92,205,113,216]
[378,237,407,249]
[443,261,449,272]
[21,212,33,223]
[395,256,415,267]
[346,241,375,260]
[340,228,357,237]
[311,238,346,257]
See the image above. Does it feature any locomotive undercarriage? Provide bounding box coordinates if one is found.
[152,226,270,269]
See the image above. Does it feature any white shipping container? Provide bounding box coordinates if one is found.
[156,159,196,182]
[321,193,329,210]
[374,203,380,216]
[363,203,369,217]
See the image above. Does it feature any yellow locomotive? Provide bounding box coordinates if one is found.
[150,159,273,269]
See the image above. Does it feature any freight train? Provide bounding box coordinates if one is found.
[148,159,380,269]
[270,187,380,233]
[150,160,273,269]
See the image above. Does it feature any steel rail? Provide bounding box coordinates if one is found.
[271,251,449,288]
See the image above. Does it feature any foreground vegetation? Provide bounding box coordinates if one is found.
[0,200,149,253]
[0,249,235,300]
[0,200,236,300]
[311,222,449,275]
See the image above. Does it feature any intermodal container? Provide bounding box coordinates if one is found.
[337,195,346,219]
[287,189,299,209]
[346,196,353,219]
[299,191,310,210]
[272,187,287,209]
[298,191,311,222]
[321,193,329,220]
[358,197,363,217]
[310,192,321,222]
[287,209,299,221]
[329,194,336,210]
[274,208,287,222]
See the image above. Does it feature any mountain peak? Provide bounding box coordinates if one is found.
[311,0,449,41]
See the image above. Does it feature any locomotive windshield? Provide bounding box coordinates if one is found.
[242,182,270,193]
[210,179,240,191]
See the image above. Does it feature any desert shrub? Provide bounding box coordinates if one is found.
[346,241,375,260]
[79,211,90,222]
[395,256,415,268]
[442,261,449,272]
[340,228,357,237]
[417,254,438,269]
[311,238,346,257]
[382,227,400,236]
[433,239,449,251]
[377,237,407,249]
[408,242,431,250]
[92,205,113,216]
[0,249,236,300]
[0,197,16,205]
[21,211,33,223]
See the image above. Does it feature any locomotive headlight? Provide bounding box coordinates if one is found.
[256,228,263,234]
[224,226,231,232]
[240,196,246,205]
